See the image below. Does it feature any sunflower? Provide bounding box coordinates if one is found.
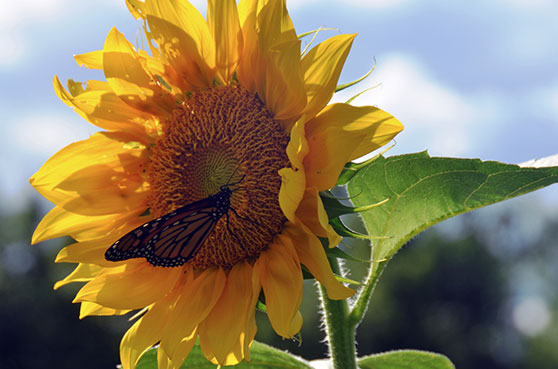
[30,0,402,367]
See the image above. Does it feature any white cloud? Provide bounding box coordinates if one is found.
[0,33,25,67]
[336,0,412,9]
[8,114,96,157]
[0,0,126,67]
[502,0,557,9]
[0,0,67,66]
[287,0,412,9]
[333,54,479,156]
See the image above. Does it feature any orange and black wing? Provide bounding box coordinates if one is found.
[105,201,219,267]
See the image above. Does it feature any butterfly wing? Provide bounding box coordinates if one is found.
[105,199,219,267]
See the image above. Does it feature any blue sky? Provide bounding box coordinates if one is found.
[1,0,557,212]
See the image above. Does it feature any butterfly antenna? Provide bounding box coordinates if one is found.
[225,162,245,186]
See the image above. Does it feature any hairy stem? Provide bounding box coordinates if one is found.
[319,258,358,369]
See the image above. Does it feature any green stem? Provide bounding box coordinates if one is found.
[319,258,357,369]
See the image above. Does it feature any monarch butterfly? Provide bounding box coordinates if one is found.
[105,184,238,267]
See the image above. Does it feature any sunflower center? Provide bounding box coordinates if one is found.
[147,85,290,269]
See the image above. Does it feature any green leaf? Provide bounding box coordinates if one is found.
[136,341,313,369]
[358,350,455,369]
[346,152,558,261]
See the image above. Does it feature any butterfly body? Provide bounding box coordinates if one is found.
[105,186,233,267]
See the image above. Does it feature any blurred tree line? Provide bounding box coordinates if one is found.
[1,196,556,368]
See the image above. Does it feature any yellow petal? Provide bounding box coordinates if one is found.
[53,263,110,290]
[53,75,153,134]
[237,0,306,127]
[255,234,303,338]
[54,214,146,266]
[74,263,181,310]
[295,187,341,247]
[160,267,226,357]
[32,206,146,244]
[244,264,261,361]
[120,288,180,369]
[29,131,149,215]
[74,50,103,69]
[32,206,110,244]
[237,0,256,26]
[236,0,261,93]
[278,167,306,223]
[54,163,148,215]
[125,0,144,19]
[80,301,131,319]
[286,225,354,300]
[56,238,117,267]
[198,262,256,365]
[256,0,297,49]
[304,103,403,190]
[301,34,356,120]
[208,0,243,84]
[142,0,215,89]
[264,39,307,126]
[157,333,198,369]
[103,27,175,115]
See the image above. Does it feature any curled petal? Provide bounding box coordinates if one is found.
[295,187,341,247]
[286,118,309,170]
[255,234,303,338]
[304,103,403,190]
[286,225,354,300]
[278,168,306,223]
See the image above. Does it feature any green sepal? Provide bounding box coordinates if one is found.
[345,84,380,104]
[321,193,389,219]
[330,218,389,240]
[337,147,396,186]
[333,273,362,286]
[326,246,371,264]
[335,60,376,92]
[297,27,337,39]
[299,27,339,56]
